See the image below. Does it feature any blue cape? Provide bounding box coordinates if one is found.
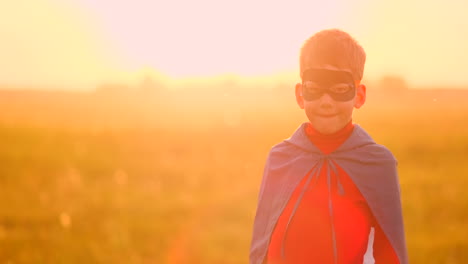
[250,123,408,264]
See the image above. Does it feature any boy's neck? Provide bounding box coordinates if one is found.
[305,121,354,154]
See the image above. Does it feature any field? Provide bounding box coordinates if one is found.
[0,86,467,263]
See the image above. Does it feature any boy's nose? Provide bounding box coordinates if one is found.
[318,92,335,104]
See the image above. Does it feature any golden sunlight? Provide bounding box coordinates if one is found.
[1,1,468,264]
[1,0,468,89]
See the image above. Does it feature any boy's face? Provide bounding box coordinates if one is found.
[295,64,366,135]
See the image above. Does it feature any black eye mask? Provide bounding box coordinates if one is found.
[301,68,356,101]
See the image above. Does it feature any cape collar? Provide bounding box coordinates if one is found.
[285,122,375,155]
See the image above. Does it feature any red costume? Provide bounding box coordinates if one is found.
[267,122,399,264]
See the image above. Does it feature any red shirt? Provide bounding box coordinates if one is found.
[267,122,399,264]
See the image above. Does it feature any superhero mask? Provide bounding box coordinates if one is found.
[301,68,356,101]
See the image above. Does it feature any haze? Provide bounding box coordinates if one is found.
[1,0,467,90]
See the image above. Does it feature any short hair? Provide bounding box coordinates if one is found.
[299,29,366,81]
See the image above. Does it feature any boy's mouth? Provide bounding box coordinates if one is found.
[317,113,336,118]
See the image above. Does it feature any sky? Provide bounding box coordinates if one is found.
[1,0,467,90]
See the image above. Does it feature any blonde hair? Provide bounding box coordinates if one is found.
[299,29,366,81]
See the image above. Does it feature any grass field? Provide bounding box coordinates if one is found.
[0,87,467,263]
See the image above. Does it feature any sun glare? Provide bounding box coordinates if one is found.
[1,0,467,89]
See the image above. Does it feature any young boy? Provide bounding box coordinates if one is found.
[250,29,408,264]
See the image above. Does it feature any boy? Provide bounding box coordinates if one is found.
[250,29,408,264]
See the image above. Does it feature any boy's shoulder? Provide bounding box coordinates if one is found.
[267,123,396,163]
[266,140,302,162]
[336,125,397,163]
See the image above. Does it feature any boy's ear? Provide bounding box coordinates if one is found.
[295,83,305,109]
[354,83,366,109]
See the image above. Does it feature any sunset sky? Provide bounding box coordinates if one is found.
[1,0,467,90]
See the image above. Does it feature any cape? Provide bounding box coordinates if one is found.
[250,123,408,264]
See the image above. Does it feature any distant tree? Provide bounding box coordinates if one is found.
[378,75,409,93]
[218,75,240,96]
[139,75,160,94]
[95,83,130,95]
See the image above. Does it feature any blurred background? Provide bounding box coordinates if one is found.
[1,0,467,263]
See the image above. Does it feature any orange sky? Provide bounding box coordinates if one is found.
[1,0,467,90]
